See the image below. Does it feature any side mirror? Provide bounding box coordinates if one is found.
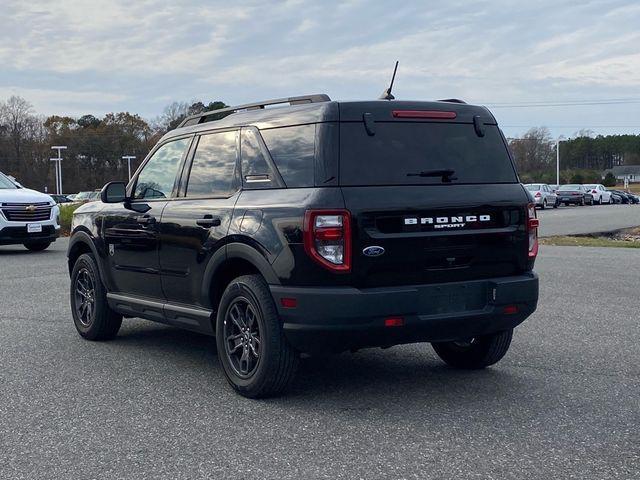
[100,181,127,203]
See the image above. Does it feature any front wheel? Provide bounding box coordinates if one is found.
[216,274,299,398]
[23,241,51,251]
[70,253,122,340]
[432,329,513,369]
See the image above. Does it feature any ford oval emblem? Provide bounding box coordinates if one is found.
[363,246,385,257]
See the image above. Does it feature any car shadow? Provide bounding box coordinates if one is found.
[108,321,529,409]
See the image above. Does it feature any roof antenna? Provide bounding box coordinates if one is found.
[379,61,399,100]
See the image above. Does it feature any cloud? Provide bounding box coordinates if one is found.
[0,0,638,136]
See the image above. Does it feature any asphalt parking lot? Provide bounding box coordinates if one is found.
[537,203,640,237]
[1,239,639,480]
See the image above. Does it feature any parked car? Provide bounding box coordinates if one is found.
[72,190,100,203]
[525,183,558,209]
[50,194,72,204]
[66,193,78,201]
[0,171,60,251]
[548,184,559,193]
[609,189,635,204]
[610,192,623,204]
[557,185,594,206]
[583,184,613,205]
[67,94,539,398]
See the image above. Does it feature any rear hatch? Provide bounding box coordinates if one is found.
[338,101,531,288]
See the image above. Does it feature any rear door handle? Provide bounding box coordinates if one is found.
[196,215,222,228]
[136,215,156,225]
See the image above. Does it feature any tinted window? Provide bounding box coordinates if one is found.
[261,125,315,187]
[241,128,276,189]
[186,131,238,197]
[135,138,190,199]
[558,185,580,191]
[340,123,517,186]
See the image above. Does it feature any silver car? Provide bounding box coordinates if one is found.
[525,183,559,209]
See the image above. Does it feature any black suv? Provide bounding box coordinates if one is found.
[67,94,539,398]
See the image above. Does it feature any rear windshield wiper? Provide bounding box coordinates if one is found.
[407,169,457,183]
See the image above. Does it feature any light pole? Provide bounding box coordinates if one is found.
[50,145,67,194]
[556,137,568,186]
[122,155,136,181]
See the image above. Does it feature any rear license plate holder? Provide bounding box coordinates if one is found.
[420,283,487,315]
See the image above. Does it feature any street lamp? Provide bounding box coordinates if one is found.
[122,155,136,181]
[50,145,67,194]
[556,137,569,186]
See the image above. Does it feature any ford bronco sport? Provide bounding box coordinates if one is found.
[67,94,539,398]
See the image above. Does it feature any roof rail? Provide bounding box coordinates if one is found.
[438,98,467,104]
[178,94,331,128]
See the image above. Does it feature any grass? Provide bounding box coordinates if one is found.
[540,235,640,249]
[59,204,80,236]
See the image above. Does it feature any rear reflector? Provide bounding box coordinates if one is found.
[392,110,457,119]
[280,298,297,308]
[503,305,519,315]
[384,317,404,327]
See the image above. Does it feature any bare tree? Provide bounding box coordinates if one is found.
[0,96,35,173]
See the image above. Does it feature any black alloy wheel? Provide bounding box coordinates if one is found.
[223,297,262,378]
[74,267,96,327]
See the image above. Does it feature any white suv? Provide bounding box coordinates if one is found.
[0,172,60,251]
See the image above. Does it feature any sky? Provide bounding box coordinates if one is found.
[1,0,639,138]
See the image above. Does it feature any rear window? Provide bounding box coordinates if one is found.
[339,122,517,186]
[526,184,542,191]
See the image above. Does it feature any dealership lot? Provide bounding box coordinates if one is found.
[1,239,638,479]
[537,204,640,237]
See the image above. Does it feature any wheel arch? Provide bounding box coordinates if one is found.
[67,231,108,286]
[203,242,280,314]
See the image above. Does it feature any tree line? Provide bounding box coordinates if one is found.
[1,95,638,192]
[0,96,227,193]
[508,127,640,185]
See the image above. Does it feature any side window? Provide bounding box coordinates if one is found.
[186,130,238,197]
[240,128,278,189]
[261,125,316,188]
[134,138,190,199]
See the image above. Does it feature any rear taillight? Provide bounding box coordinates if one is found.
[592,190,597,194]
[527,203,539,258]
[303,210,351,272]
[534,192,541,197]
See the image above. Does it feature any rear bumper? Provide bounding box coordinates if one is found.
[271,273,539,353]
[0,225,60,245]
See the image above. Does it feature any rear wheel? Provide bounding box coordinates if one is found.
[432,329,513,369]
[70,253,122,340]
[541,199,547,209]
[216,274,299,398]
[23,241,51,251]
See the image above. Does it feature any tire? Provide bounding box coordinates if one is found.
[216,274,299,398]
[541,199,547,209]
[23,241,51,251]
[608,196,613,205]
[70,253,122,340]
[432,329,513,369]
[553,199,559,208]
[580,198,585,206]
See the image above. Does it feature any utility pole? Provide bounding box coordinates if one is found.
[50,146,67,194]
[122,155,136,181]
